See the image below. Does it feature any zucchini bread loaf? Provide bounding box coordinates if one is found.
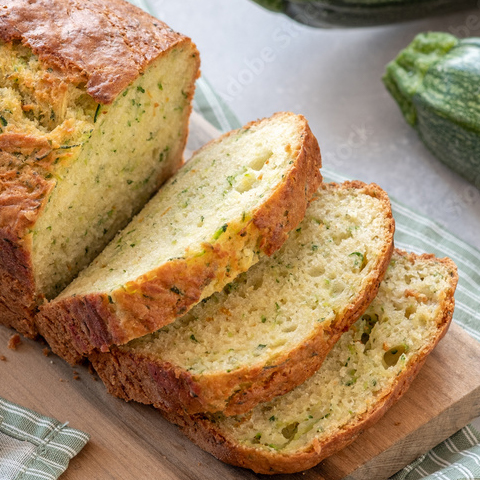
[0,0,200,337]
[90,181,395,416]
[38,112,323,364]
[161,250,458,474]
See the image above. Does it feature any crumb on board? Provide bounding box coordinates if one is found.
[0,355,6,361]
[73,370,80,381]
[87,363,98,380]
[8,334,21,350]
[42,348,51,357]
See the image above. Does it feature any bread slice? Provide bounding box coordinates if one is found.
[38,112,323,364]
[90,181,395,415]
[160,250,458,474]
[0,0,200,337]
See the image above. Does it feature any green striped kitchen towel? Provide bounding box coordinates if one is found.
[0,397,89,480]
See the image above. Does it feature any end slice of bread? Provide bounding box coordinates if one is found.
[38,112,322,363]
[158,249,458,474]
[0,0,200,337]
[90,181,395,415]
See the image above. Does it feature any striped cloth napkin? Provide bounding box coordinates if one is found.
[0,397,89,480]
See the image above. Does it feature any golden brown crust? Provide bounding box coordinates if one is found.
[89,181,395,415]
[110,113,322,341]
[156,250,458,474]
[163,352,430,474]
[0,0,188,104]
[0,238,37,337]
[38,113,322,363]
[0,147,55,337]
[0,126,82,336]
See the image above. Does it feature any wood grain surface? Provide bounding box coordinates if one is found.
[1,321,479,480]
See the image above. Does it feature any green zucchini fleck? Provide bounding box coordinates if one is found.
[57,144,82,150]
[94,104,101,123]
[349,251,364,267]
[213,223,228,240]
[281,421,299,440]
[383,345,407,367]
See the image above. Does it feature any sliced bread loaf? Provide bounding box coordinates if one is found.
[0,0,200,337]
[90,181,394,415]
[38,112,322,364]
[160,249,458,474]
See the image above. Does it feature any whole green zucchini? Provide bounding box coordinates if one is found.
[251,0,478,28]
[384,32,480,189]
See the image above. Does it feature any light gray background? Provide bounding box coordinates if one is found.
[151,0,480,250]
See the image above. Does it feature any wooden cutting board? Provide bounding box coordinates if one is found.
[1,321,480,480]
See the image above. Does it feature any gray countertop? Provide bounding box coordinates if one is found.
[151,0,480,250]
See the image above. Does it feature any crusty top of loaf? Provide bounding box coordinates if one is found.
[0,0,189,104]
